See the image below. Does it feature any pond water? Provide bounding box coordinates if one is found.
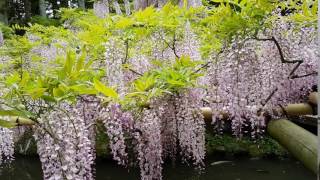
[0,156,315,180]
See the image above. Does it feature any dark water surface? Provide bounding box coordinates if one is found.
[0,156,315,180]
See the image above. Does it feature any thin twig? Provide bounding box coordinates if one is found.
[158,31,180,59]
[172,33,180,59]
[261,88,278,106]
[128,68,143,76]
[118,39,143,76]
[193,50,223,74]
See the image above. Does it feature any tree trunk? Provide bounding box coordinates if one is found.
[179,0,202,8]
[113,0,122,15]
[134,0,148,10]
[0,0,8,24]
[24,0,32,20]
[78,0,86,9]
[39,0,46,17]
[158,0,169,8]
[93,0,109,18]
[51,0,59,18]
[0,30,4,46]
[124,0,131,15]
[60,0,69,8]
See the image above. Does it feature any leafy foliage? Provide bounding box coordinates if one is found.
[30,16,62,27]
[121,56,202,108]
[279,0,318,27]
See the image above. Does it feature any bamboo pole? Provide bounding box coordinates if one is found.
[14,117,36,126]
[201,104,318,174]
[201,103,314,122]
[201,107,212,121]
[279,103,314,116]
[7,102,315,127]
[2,116,36,127]
[267,119,318,174]
[308,92,318,106]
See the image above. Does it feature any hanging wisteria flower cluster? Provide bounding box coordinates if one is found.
[134,108,163,180]
[100,104,133,166]
[206,20,318,138]
[174,90,205,168]
[34,103,95,180]
[0,126,14,165]
[0,28,14,164]
[76,96,102,164]
[104,38,126,95]
[154,96,177,161]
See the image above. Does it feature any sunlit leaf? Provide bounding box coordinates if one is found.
[0,119,17,128]
[93,79,119,99]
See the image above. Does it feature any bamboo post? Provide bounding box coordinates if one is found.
[14,117,36,126]
[280,103,314,116]
[8,103,315,127]
[308,92,318,106]
[201,103,315,123]
[267,119,318,174]
[201,107,212,121]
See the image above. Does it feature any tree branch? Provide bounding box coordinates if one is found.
[193,50,223,74]
[290,72,318,79]
[172,33,180,59]
[253,36,311,107]
[261,88,278,106]
[254,36,303,64]
[158,31,180,59]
